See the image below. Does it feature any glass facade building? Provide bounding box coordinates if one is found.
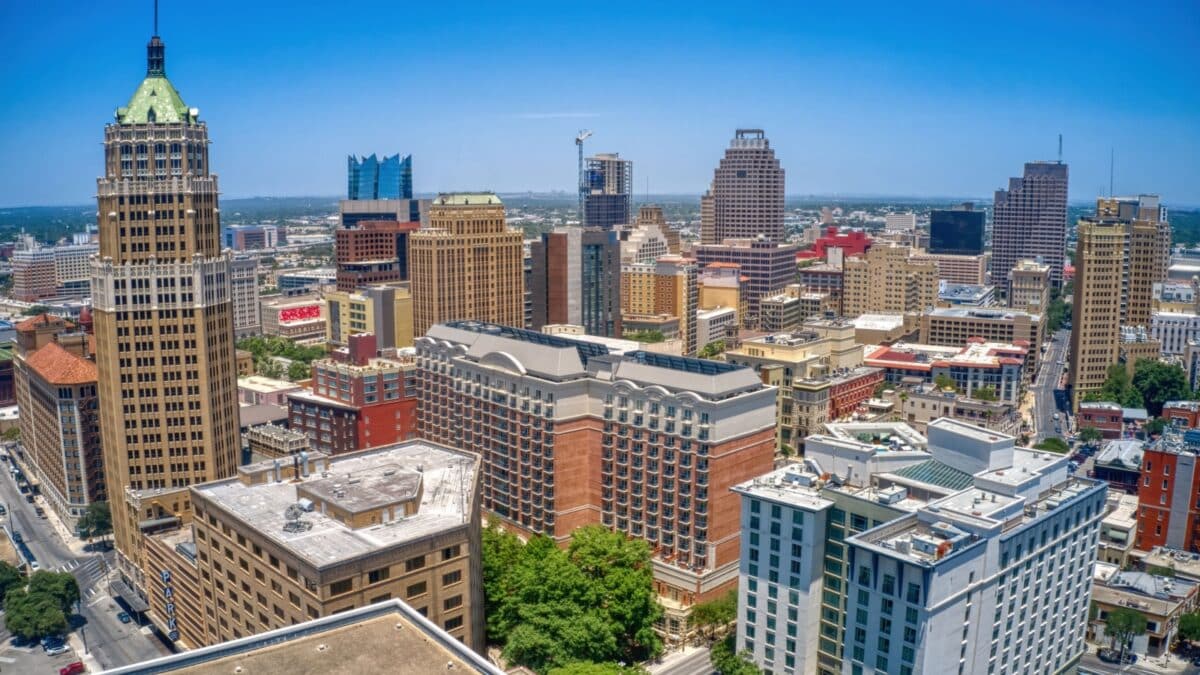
[929,204,986,256]
[348,153,413,200]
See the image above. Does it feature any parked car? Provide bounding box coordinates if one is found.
[34,506,45,518]
[117,611,132,624]
[60,662,86,675]
[42,635,70,656]
[24,493,34,503]
[11,531,21,543]
[0,503,7,515]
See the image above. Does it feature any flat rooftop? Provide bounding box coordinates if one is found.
[100,599,502,675]
[195,441,477,570]
[239,376,300,394]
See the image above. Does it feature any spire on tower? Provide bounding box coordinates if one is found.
[147,0,165,76]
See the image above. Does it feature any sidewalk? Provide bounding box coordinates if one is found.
[7,448,90,557]
[645,643,706,674]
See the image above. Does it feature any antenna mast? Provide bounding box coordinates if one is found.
[1057,134,1062,164]
[1109,148,1115,197]
[154,0,159,35]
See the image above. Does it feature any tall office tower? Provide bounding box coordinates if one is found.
[409,194,524,336]
[582,153,633,229]
[700,129,785,244]
[929,202,986,256]
[92,27,242,592]
[621,255,699,354]
[230,254,261,338]
[10,248,56,301]
[841,244,939,316]
[347,153,413,200]
[991,161,1069,294]
[1070,195,1170,410]
[694,239,800,328]
[529,227,622,336]
[416,321,776,644]
[334,220,420,291]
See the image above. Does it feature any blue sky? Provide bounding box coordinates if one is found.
[2,0,1198,207]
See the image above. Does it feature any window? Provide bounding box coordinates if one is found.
[443,595,463,610]
[406,581,427,598]
[442,545,461,560]
[444,616,463,631]
[443,570,463,586]
[329,579,353,596]
[368,566,391,584]
[405,555,426,572]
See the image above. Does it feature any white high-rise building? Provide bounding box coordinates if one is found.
[734,419,1106,675]
[885,212,916,231]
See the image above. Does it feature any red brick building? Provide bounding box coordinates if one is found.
[1164,401,1200,429]
[1078,401,1125,439]
[286,334,418,455]
[335,220,419,291]
[828,366,886,420]
[1135,440,1200,551]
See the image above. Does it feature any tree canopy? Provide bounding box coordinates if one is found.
[236,336,326,379]
[4,588,67,640]
[972,385,998,402]
[690,589,737,642]
[1078,426,1104,447]
[28,570,80,615]
[482,524,663,673]
[0,561,23,599]
[710,633,760,675]
[1145,417,1168,436]
[933,374,957,392]
[1084,364,1144,408]
[698,341,726,359]
[1104,607,1148,655]
[1034,437,1070,454]
[624,330,665,344]
[546,663,647,675]
[77,500,113,540]
[1131,359,1192,417]
[1179,612,1200,642]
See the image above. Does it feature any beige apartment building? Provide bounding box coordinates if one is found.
[1069,196,1170,409]
[1008,259,1051,314]
[621,255,699,354]
[909,251,988,285]
[842,244,938,316]
[409,193,524,337]
[92,29,242,597]
[140,441,483,652]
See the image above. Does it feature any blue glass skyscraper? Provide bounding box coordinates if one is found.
[347,153,412,199]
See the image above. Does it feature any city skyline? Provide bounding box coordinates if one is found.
[1,1,1198,207]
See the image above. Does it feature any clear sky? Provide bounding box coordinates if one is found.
[2,0,1198,207]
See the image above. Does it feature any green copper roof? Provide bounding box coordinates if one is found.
[116,74,196,125]
[890,459,974,491]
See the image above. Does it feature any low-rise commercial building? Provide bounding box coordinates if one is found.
[261,294,327,342]
[1090,564,1199,658]
[1009,259,1051,314]
[894,383,1021,436]
[238,375,302,407]
[911,251,988,286]
[1077,401,1125,439]
[919,307,1043,371]
[1098,493,1139,567]
[245,423,309,461]
[864,339,1028,403]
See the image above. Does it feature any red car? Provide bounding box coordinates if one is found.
[60,662,86,675]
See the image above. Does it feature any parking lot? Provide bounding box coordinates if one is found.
[0,629,83,675]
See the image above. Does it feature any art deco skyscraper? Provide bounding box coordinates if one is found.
[700,129,785,244]
[1069,195,1169,410]
[92,28,241,583]
[990,161,1069,293]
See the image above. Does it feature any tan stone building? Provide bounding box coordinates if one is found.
[621,255,699,354]
[1070,196,1170,409]
[919,307,1043,372]
[1008,258,1051,314]
[91,28,242,596]
[409,193,524,337]
[842,244,938,316]
[909,251,988,285]
[140,441,482,652]
[324,283,414,349]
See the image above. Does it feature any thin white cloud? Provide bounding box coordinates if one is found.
[511,112,602,120]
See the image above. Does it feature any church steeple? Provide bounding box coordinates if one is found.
[146,0,164,76]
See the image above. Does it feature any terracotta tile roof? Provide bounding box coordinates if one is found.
[24,342,97,385]
[14,313,74,332]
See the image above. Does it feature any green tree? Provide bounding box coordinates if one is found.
[1086,363,1144,408]
[1145,565,1175,577]
[933,374,956,392]
[1034,437,1070,454]
[3,588,67,640]
[710,633,760,675]
[972,385,998,402]
[77,500,113,540]
[698,340,726,359]
[1145,417,1168,436]
[624,330,665,344]
[566,527,663,661]
[1132,359,1191,417]
[1078,426,1104,447]
[691,589,737,643]
[0,426,19,442]
[21,305,52,316]
[287,361,311,381]
[1179,611,1200,642]
[0,561,23,599]
[481,521,524,642]
[28,570,80,615]
[547,663,647,675]
[256,358,284,379]
[1104,607,1148,662]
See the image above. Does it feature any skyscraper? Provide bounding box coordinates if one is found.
[582,153,632,229]
[92,26,241,589]
[929,202,986,256]
[700,129,785,244]
[529,227,622,336]
[347,153,413,200]
[409,193,525,336]
[990,161,1069,293]
[1070,195,1170,410]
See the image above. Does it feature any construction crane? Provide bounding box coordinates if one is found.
[575,130,593,220]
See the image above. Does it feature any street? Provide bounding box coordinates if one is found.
[650,647,714,675]
[0,453,169,670]
[1080,650,1200,675]
[1033,328,1071,442]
